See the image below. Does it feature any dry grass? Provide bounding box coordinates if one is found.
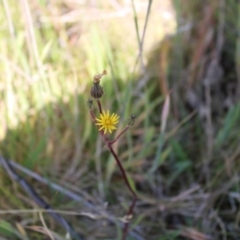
[0,0,240,240]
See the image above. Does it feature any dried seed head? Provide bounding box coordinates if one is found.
[91,83,104,99]
[91,70,106,99]
[93,70,107,83]
[128,114,136,126]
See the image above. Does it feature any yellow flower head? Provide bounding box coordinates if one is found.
[95,110,119,134]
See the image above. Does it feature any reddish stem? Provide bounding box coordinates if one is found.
[107,144,137,199]
[97,99,103,114]
[90,100,137,240]
[110,126,129,145]
[107,144,137,240]
[122,196,137,240]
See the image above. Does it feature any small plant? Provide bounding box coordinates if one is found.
[88,70,137,240]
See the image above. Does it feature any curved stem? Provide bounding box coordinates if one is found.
[107,144,137,240]
[122,196,137,240]
[108,145,136,198]
[90,99,137,240]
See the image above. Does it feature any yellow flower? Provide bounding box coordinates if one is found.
[95,110,119,134]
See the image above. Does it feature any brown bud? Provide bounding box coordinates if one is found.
[91,82,104,99]
[128,114,136,126]
[87,98,93,109]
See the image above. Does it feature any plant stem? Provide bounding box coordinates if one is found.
[90,100,137,240]
[107,144,137,199]
[122,196,137,240]
[110,126,129,145]
[107,144,137,240]
[97,99,102,114]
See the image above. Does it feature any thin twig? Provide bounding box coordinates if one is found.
[39,211,55,240]
[131,0,153,73]
[0,156,84,240]
[6,157,125,226]
[138,0,153,71]
[7,159,96,210]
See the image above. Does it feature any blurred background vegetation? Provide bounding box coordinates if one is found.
[0,0,240,239]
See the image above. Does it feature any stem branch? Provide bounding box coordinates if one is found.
[110,126,129,145]
[90,99,137,240]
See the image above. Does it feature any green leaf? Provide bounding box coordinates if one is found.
[216,104,240,147]
[0,220,18,238]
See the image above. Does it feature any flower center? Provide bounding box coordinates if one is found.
[105,119,111,125]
